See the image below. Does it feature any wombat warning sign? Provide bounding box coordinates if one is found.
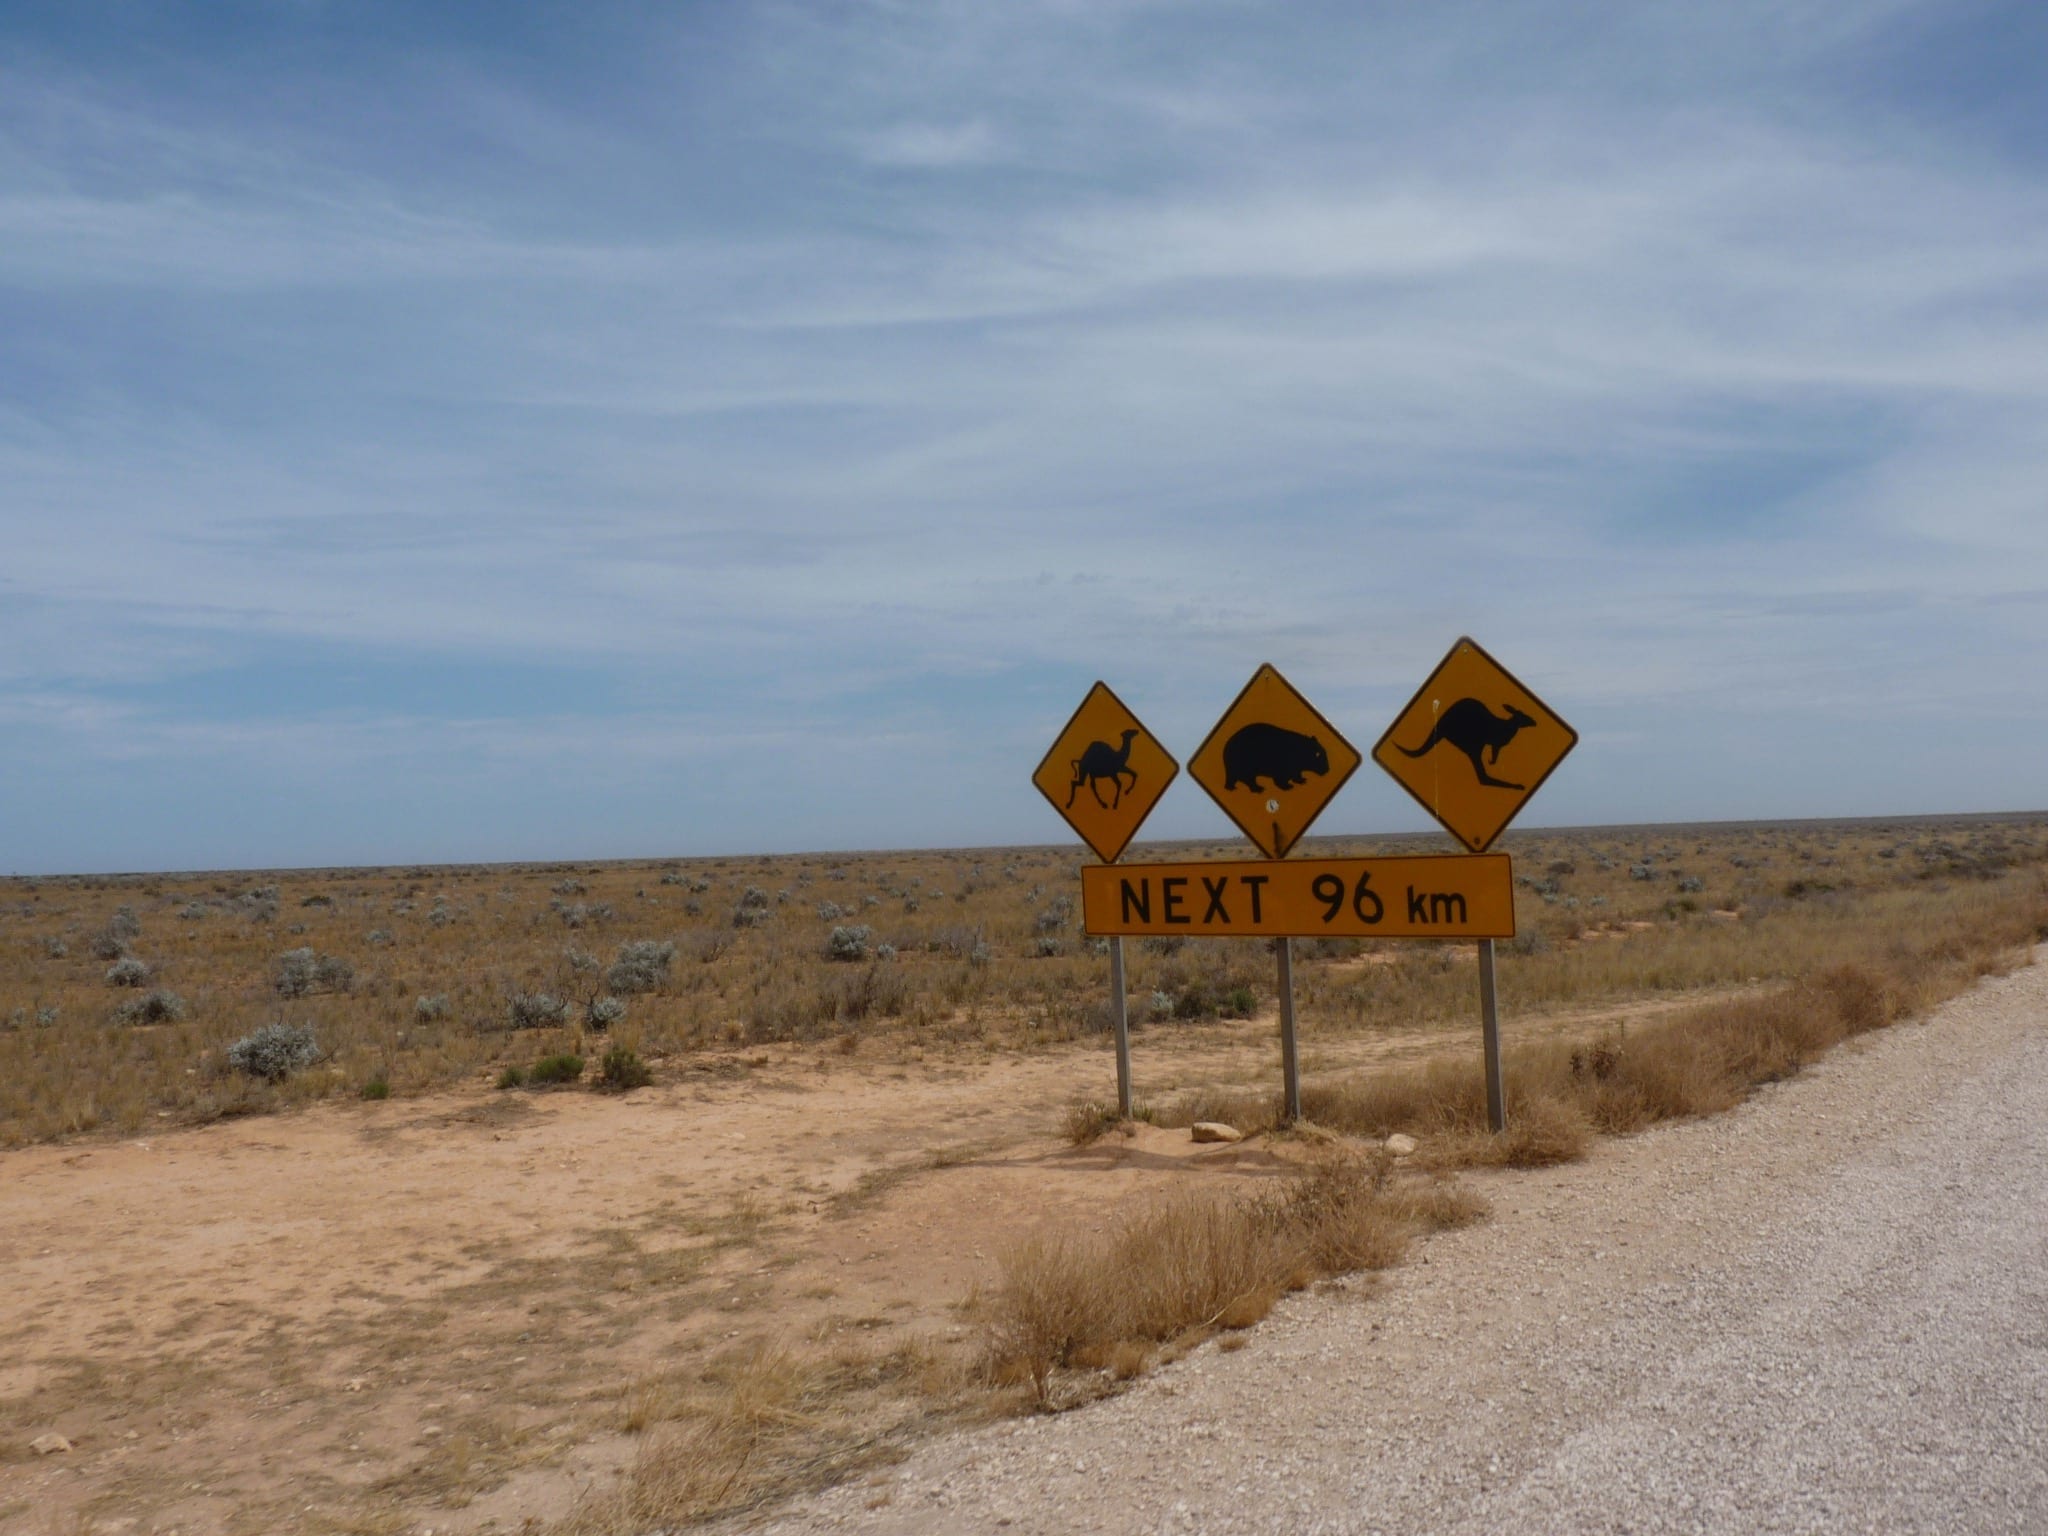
[1189,664,1361,858]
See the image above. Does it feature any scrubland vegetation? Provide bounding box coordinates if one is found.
[6,813,2042,1150]
[5,813,2045,1531]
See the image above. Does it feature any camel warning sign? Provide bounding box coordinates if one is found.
[1372,637,1577,853]
[1189,665,1361,859]
[1032,682,1179,863]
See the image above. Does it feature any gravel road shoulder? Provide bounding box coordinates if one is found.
[755,951,2048,1536]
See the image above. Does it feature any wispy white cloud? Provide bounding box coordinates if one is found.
[857,118,1000,168]
[3,0,2047,869]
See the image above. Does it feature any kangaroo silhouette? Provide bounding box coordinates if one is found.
[1067,729,1140,810]
[1397,699,1536,790]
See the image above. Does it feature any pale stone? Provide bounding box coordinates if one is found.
[1191,1122,1244,1143]
[1384,1133,1418,1157]
[30,1433,72,1456]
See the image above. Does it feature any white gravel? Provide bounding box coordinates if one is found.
[752,952,2048,1535]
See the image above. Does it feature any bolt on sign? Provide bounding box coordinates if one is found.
[1371,636,1577,854]
[1188,664,1361,859]
[1081,854,1514,939]
[1032,681,1179,863]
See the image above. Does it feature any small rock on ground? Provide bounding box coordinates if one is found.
[1190,1122,1244,1143]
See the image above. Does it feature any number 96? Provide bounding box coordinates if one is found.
[1310,871,1383,925]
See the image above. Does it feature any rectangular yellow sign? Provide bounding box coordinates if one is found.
[1081,855,1515,939]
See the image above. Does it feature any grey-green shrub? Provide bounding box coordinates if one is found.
[606,939,675,994]
[274,948,353,997]
[118,989,186,1024]
[827,924,874,962]
[227,1021,320,1082]
[105,957,152,988]
[509,992,569,1029]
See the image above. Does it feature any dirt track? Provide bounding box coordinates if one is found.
[757,952,2048,1535]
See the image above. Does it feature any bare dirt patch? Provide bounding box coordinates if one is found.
[0,992,1693,1535]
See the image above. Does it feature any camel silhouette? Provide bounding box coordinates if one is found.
[1067,729,1141,810]
[1397,699,1535,790]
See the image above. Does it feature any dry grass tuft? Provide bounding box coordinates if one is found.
[565,1337,948,1534]
[1435,1094,1593,1168]
[1062,1098,1128,1146]
[981,1152,1484,1404]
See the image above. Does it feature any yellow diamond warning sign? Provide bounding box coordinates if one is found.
[1032,682,1178,863]
[1189,664,1361,859]
[1372,636,1577,853]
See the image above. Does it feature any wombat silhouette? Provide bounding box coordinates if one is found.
[1397,698,1536,790]
[1067,729,1140,810]
[1222,722,1328,793]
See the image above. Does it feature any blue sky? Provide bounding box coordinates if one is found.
[3,1,2047,873]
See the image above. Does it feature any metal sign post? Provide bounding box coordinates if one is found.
[1109,934,1133,1119]
[1033,681,1177,1122]
[1275,936,1301,1123]
[1186,665,1366,1125]
[1371,637,1578,1137]
[1477,937,1504,1133]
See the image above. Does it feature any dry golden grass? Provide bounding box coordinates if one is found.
[1145,854,2048,1167]
[980,1151,1487,1405]
[563,1338,958,1533]
[8,812,2041,1150]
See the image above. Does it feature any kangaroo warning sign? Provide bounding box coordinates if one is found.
[1082,854,1514,938]
[1032,682,1179,863]
[1189,664,1361,859]
[1372,637,1577,853]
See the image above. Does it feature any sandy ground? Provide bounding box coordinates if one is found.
[1,992,1733,1535]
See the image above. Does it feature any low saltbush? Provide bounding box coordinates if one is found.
[227,1021,320,1082]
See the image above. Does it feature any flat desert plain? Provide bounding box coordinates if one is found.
[3,814,2043,1533]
